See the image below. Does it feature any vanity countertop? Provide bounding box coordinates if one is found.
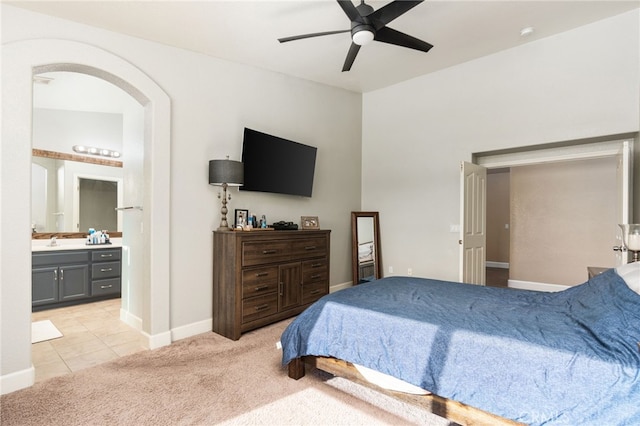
[32,238,122,252]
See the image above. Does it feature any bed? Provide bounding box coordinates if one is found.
[281,264,640,425]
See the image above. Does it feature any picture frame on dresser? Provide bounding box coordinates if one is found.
[301,216,320,229]
[234,209,249,228]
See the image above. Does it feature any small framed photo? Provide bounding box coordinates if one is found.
[235,209,249,229]
[301,216,320,230]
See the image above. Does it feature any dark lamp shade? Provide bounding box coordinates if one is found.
[209,159,244,186]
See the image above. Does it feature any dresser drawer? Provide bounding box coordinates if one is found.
[302,281,327,305]
[91,249,121,262]
[242,267,278,298]
[91,278,121,296]
[242,241,291,267]
[242,293,278,324]
[302,259,328,284]
[92,261,121,280]
[291,237,327,259]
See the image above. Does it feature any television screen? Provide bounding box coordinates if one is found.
[240,128,317,197]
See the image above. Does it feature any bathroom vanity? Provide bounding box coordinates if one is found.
[32,242,122,311]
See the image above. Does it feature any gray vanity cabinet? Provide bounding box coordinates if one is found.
[90,249,122,297]
[32,247,121,310]
[32,251,90,307]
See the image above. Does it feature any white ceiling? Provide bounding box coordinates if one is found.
[11,0,640,93]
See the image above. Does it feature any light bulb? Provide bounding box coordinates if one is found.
[353,29,374,46]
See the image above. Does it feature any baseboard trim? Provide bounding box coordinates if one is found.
[330,281,352,293]
[120,309,143,331]
[171,319,211,342]
[486,261,509,269]
[135,283,353,347]
[508,279,569,292]
[0,365,34,395]
[142,330,172,350]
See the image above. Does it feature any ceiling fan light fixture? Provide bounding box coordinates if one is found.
[352,28,374,46]
[520,26,535,37]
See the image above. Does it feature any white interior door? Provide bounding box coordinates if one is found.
[615,140,633,265]
[460,161,487,285]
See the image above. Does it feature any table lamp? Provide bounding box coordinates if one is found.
[209,157,243,231]
[619,224,640,263]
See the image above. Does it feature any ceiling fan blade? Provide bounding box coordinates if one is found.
[278,29,350,43]
[337,0,362,22]
[369,0,423,29]
[342,42,361,72]
[374,26,433,53]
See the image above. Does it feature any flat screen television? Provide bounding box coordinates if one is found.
[240,128,317,197]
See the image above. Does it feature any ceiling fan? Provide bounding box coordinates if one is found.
[278,0,433,72]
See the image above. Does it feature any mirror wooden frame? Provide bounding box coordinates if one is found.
[351,211,382,285]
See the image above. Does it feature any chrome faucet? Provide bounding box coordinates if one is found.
[49,236,57,247]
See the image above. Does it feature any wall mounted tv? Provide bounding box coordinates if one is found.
[240,128,317,197]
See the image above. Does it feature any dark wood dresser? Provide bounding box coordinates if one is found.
[212,229,330,340]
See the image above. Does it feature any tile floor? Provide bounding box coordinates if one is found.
[31,298,148,383]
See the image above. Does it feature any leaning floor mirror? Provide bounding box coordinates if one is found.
[351,211,382,285]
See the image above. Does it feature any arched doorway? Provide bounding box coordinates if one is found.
[1,39,171,394]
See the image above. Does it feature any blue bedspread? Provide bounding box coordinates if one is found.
[281,270,640,425]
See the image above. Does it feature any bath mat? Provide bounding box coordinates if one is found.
[32,320,63,344]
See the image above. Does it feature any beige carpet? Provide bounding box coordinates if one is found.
[2,319,453,425]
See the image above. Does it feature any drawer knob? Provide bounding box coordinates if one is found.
[255,304,270,311]
[255,272,268,277]
[311,263,322,268]
[100,268,113,272]
[100,284,113,289]
[262,249,276,254]
[310,289,321,295]
[255,285,269,292]
[100,254,113,258]
[310,274,322,279]
[304,246,317,250]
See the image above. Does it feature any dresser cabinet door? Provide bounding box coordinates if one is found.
[278,262,302,311]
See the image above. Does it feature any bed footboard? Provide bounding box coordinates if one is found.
[287,356,523,426]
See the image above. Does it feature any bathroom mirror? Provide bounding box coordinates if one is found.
[32,149,123,237]
[351,211,382,285]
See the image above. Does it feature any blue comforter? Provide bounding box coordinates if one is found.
[281,270,640,425]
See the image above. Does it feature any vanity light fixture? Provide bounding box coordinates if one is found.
[73,145,121,158]
[209,156,244,231]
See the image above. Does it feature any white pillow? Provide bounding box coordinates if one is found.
[616,262,640,295]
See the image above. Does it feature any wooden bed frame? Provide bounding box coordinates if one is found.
[288,356,524,426]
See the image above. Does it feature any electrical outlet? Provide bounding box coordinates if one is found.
[408,268,413,276]
[389,266,394,274]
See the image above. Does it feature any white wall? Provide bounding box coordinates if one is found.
[1,4,361,393]
[362,10,640,282]
[33,108,123,156]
